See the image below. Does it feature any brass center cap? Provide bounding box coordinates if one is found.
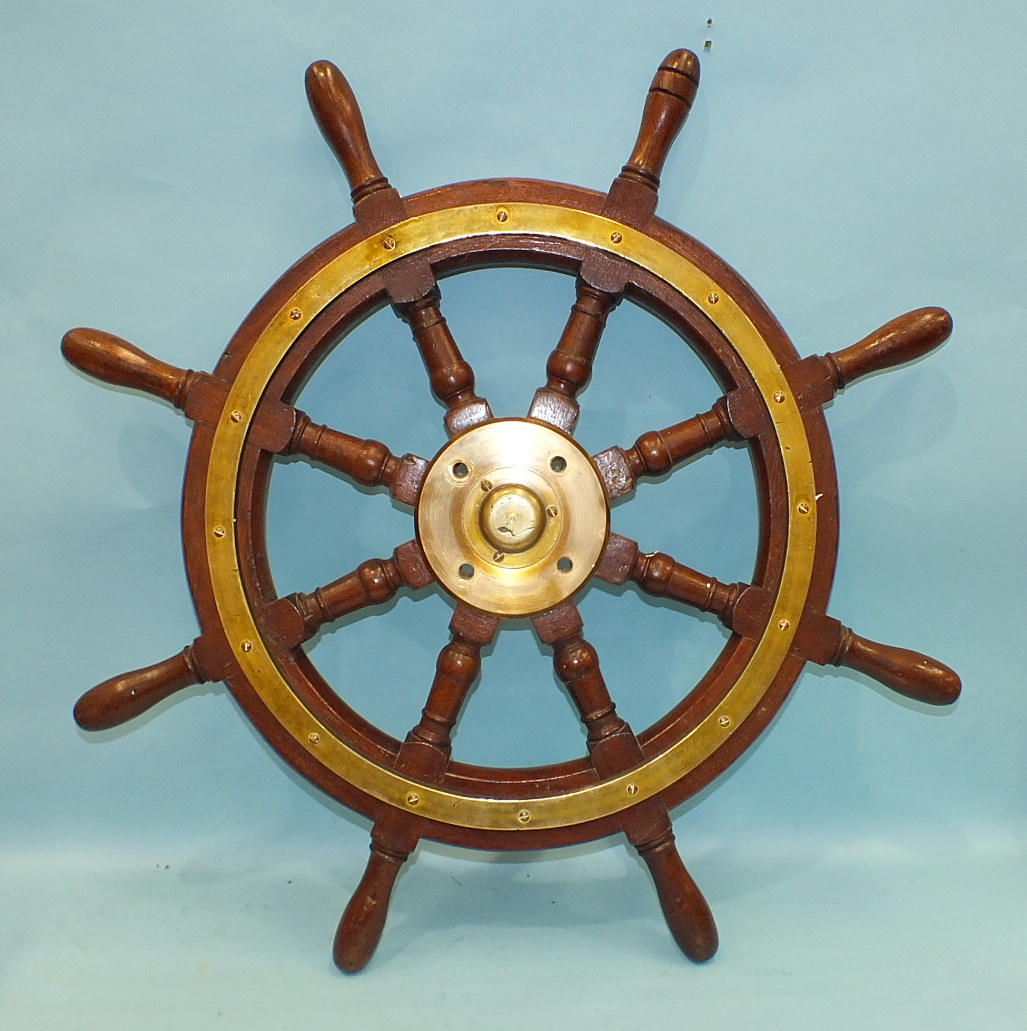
[479,484,545,553]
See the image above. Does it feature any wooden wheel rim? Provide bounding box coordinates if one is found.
[183,181,838,848]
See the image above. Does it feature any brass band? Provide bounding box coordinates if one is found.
[204,202,818,831]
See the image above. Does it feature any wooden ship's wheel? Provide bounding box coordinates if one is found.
[63,51,960,971]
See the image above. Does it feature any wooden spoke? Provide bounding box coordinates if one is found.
[593,398,738,499]
[393,286,493,436]
[61,327,226,423]
[305,62,491,436]
[285,411,427,506]
[264,541,434,650]
[73,634,231,732]
[60,328,428,504]
[529,281,622,433]
[305,60,390,206]
[796,613,961,707]
[395,605,500,779]
[618,537,960,706]
[530,50,701,434]
[619,540,747,624]
[533,602,717,962]
[788,307,953,411]
[335,605,499,972]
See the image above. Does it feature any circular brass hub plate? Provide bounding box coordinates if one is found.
[416,419,610,616]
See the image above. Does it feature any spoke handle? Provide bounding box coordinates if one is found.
[639,832,719,962]
[305,61,387,201]
[62,327,192,408]
[334,842,407,973]
[835,629,961,706]
[826,307,952,388]
[623,49,700,188]
[73,646,206,731]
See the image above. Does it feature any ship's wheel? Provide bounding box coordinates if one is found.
[64,51,960,972]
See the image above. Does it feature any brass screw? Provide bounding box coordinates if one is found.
[241,640,253,653]
[610,231,623,244]
[406,792,420,806]
[546,505,558,518]
[773,390,786,403]
[626,783,639,796]
[496,208,509,222]
[382,236,397,250]
[480,479,493,492]
[718,714,732,728]
[308,732,320,745]
[707,291,720,304]
[797,500,811,515]
[517,809,531,824]
[289,308,302,321]
[230,410,243,423]
[493,551,505,562]
[778,618,791,631]
[212,525,226,539]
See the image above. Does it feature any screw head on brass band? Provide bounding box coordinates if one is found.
[416,419,609,616]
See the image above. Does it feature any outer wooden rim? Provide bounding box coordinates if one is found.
[181,178,839,850]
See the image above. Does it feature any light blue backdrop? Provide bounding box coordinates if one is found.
[2,2,1024,1029]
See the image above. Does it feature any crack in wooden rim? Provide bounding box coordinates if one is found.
[203,201,818,831]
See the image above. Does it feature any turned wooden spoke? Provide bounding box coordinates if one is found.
[529,281,622,432]
[61,327,221,422]
[61,329,429,503]
[532,601,717,961]
[544,282,619,400]
[393,286,492,436]
[72,635,232,732]
[265,541,434,649]
[530,51,701,434]
[592,308,953,501]
[592,397,738,499]
[788,307,953,410]
[285,411,427,505]
[305,60,390,206]
[615,536,960,706]
[305,62,491,436]
[335,605,498,972]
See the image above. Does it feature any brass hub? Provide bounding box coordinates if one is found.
[416,419,610,616]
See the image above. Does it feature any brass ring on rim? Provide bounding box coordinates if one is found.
[203,201,817,832]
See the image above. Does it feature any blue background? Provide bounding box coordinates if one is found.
[2,1,1024,1028]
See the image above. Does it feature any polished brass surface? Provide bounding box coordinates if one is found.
[480,484,545,553]
[204,201,817,831]
[416,419,608,617]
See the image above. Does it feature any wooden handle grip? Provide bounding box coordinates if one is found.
[305,60,386,201]
[62,327,190,407]
[836,629,961,706]
[624,49,701,187]
[334,844,406,973]
[73,647,204,731]
[827,307,953,388]
[640,836,718,962]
